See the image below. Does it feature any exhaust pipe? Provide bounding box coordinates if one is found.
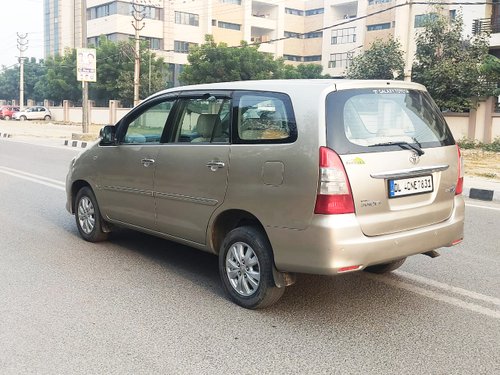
[423,250,440,258]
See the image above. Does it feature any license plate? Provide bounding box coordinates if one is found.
[389,175,433,198]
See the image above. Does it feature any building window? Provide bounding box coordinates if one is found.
[304,55,321,62]
[414,14,438,28]
[368,0,391,4]
[285,8,304,16]
[367,22,391,31]
[304,31,323,38]
[328,53,352,69]
[218,21,241,30]
[283,54,302,62]
[220,0,241,4]
[146,37,162,50]
[284,31,300,38]
[88,1,162,21]
[305,8,324,16]
[175,11,199,26]
[449,9,457,21]
[174,40,197,53]
[331,28,356,44]
[212,19,217,26]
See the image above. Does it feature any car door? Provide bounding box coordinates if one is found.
[95,95,177,229]
[153,93,231,245]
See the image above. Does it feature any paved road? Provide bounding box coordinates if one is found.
[0,138,499,374]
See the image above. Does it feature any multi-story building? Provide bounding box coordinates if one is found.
[44,0,500,84]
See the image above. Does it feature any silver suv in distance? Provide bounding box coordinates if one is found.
[66,80,465,309]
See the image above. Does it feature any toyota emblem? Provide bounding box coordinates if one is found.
[409,152,420,165]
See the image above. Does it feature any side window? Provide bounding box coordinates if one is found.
[172,98,231,143]
[237,93,296,143]
[122,100,174,144]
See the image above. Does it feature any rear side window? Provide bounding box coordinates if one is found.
[234,92,297,144]
[326,88,454,154]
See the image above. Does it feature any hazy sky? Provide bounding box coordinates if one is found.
[0,0,44,69]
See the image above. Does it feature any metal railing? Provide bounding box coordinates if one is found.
[472,18,500,35]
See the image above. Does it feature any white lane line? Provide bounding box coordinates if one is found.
[0,167,65,191]
[465,203,500,212]
[396,270,500,307]
[365,273,500,319]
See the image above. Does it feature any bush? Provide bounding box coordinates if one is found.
[482,137,500,152]
[457,137,500,152]
[457,137,479,149]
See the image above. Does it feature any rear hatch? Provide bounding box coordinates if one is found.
[326,86,459,236]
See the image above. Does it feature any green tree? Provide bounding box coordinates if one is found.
[412,11,492,112]
[90,37,167,106]
[479,55,500,96]
[346,39,404,80]
[0,58,46,102]
[34,50,80,104]
[180,35,281,84]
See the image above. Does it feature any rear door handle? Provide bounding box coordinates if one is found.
[206,161,225,172]
[141,158,155,167]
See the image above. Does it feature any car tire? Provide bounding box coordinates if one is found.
[219,226,285,309]
[74,186,108,242]
[4,115,10,121]
[44,115,51,121]
[19,115,27,121]
[364,258,406,274]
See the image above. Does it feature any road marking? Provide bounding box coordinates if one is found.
[465,203,500,212]
[366,273,500,319]
[0,166,65,191]
[396,270,500,307]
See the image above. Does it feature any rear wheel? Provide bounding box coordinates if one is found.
[44,115,51,121]
[364,258,406,274]
[4,115,10,121]
[74,186,108,242]
[219,226,284,309]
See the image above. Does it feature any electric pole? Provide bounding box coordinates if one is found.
[132,1,145,107]
[17,33,28,109]
[81,0,89,133]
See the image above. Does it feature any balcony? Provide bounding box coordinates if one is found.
[472,18,500,35]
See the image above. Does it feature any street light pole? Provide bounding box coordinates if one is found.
[132,1,145,107]
[81,0,89,133]
[17,33,28,109]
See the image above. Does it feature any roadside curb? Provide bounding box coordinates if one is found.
[64,139,89,148]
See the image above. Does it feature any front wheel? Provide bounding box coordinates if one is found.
[364,258,406,274]
[19,115,27,121]
[4,115,10,121]
[219,226,284,309]
[44,115,51,121]
[74,186,108,242]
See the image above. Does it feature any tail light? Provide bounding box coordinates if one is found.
[314,147,355,214]
[456,145,463,195]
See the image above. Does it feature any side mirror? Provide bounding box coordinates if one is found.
[99,125,116,145]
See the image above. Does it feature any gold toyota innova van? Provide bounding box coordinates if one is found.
[66,80,465,309]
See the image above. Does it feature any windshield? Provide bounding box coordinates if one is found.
[326,88,454,154]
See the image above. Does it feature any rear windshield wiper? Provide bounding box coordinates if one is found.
[369,141,425,156]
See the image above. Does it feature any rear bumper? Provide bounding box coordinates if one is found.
[268,196,465,275]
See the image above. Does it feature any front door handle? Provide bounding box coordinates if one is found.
[141,158,155,167]
[206,160,225,172]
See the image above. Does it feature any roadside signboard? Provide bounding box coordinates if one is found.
[77,48,97,82]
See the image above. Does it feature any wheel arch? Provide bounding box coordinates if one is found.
[210,209,268,256]
[70,179,92,213]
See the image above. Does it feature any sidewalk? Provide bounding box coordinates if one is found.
[1,120,499,202]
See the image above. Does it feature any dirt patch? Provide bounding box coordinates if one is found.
[461,149,500,181]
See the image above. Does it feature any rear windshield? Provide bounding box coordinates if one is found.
[326,88,455,154]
